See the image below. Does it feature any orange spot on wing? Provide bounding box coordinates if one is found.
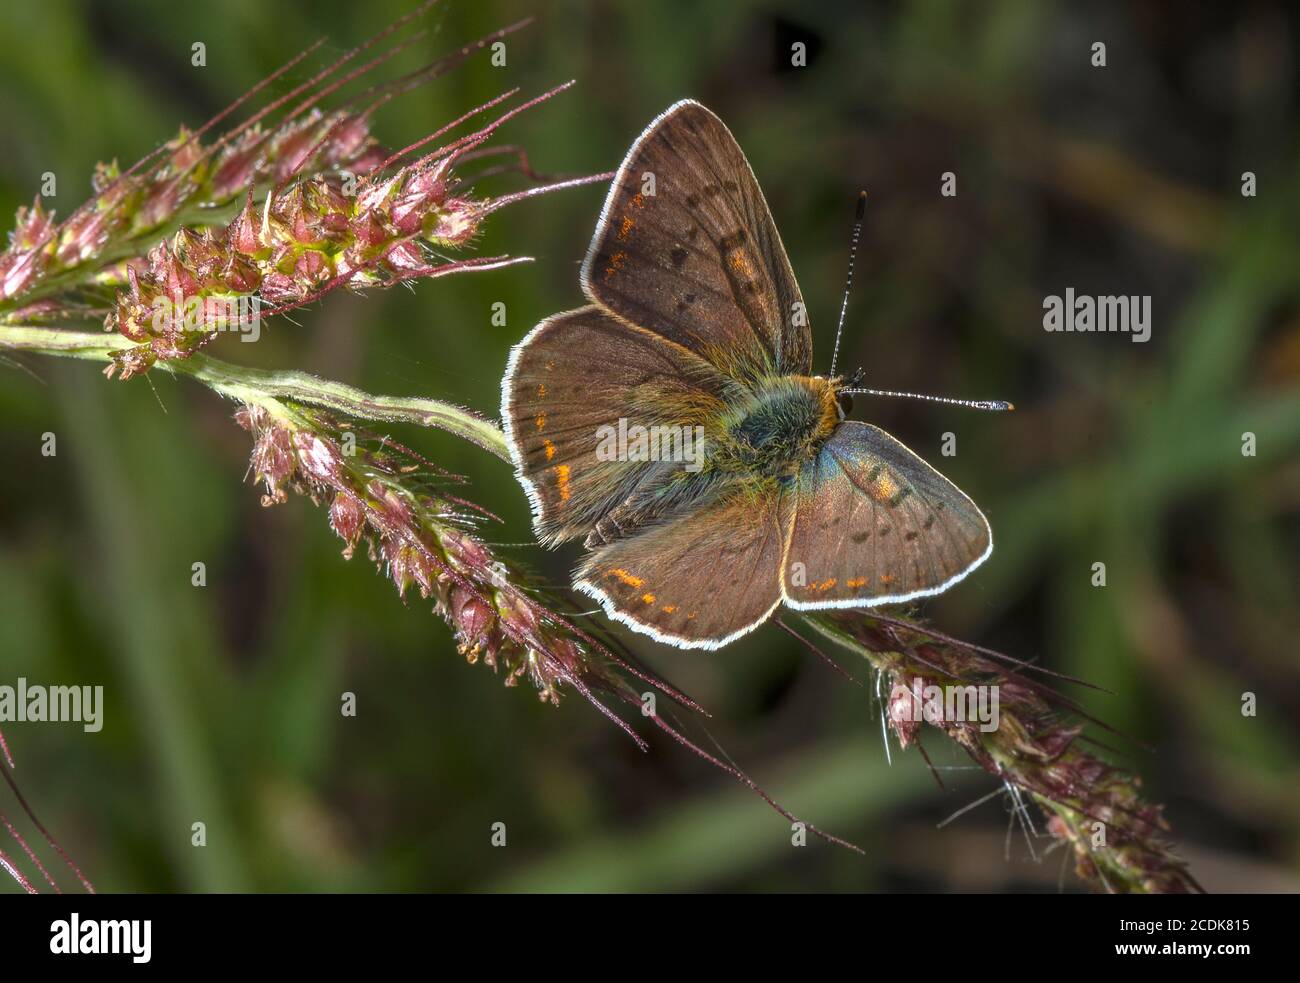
[610,568,643,588]
[604,250,627,281]
[846,577,867,589]
[537,383,547,398]
[553,464,571,501]
[641,593,656,604]
[685,612,697,620]
[879,573,896,586]
[543,439,556,461]
[544,360,555,371]
[812,578,838,592]
[729,252,752,277]
[662,604,677,614]
[534,412,546,431]
[630,193,645,209]
[617,216,635,240]
[871,474,898,502]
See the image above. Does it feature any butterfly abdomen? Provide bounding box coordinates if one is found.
[720,376,838,477]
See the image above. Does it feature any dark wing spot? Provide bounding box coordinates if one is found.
[686,193,700,208]
[904,531,919,542]
[684,292,696,304]
[923,514,936,529]
[670,246,688,269]
[723,179,739,193]
[887,488,913,508]
[718,230,748,250]
[851,531,870,544]
[685,225,699,242]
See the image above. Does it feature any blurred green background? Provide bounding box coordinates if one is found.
[1,0,1298,892]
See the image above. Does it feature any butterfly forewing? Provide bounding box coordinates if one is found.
[576,483,790,649]
[781,422,992,608]
[580,100,812,384]
[502,305,738,543]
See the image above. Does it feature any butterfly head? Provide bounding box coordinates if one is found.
[832,367,866,419]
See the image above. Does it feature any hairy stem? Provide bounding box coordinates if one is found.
[0,325,507,459]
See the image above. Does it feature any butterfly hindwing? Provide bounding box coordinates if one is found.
[576,482,790,649]
[781,422,992,608]
[502,305,738,544]
[580,99,812,384]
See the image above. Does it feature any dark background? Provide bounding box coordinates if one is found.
[1,0,1297,891]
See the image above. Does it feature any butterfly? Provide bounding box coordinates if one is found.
[501,100,997,650]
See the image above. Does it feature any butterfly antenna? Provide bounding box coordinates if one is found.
[839,388,1015,412]
[828,191,867,379]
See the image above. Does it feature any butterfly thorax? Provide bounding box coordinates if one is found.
[716,375,839,478]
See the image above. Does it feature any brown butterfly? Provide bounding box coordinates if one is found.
[502,100,1002,649]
